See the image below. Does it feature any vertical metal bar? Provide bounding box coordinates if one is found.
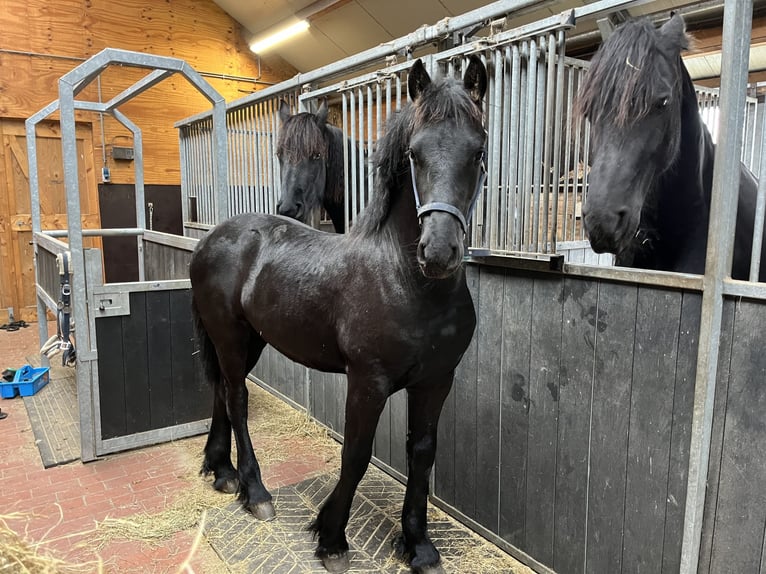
[550,29,565,254]
[350,89,359,222]
[132,125,145,280]
[507,44,522,249]
[342,92,351,232]
[358,87,365,220]
[571,67,584,242]
[522,40,537,251]
[178,128,190,231]
[563,65,575,241]
[212,97,228,222]
[59,78,96,462]
[367,83,374,211]
[499,47,512,250]
[265,100,275,214]
[255,104,264,214]
[681,2,753,572]
[489,49,503,249]
[580,119,592,242]
[530,38,546,251]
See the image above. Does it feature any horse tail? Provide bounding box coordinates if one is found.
[192,298,220,386]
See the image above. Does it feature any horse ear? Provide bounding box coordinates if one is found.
[659,12,689,51]
[463,54,487,107]
[316,99,329,126]
[278,100,292,123]
[408,59,431,102]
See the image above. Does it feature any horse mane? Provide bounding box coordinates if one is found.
[577,18,688,126]
[324,124,346,208]
[351,75,484,237]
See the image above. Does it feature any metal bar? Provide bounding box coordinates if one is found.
[179,128,190,229]
[489,49,503,249]
[499,46,512,250]
[680,1,754,572]
[212,97,228,222]
[562,65,574,241]
[522,40,537,251]
[44,228,145,237]
[550,29,566,254]
[143,229,199,251]
[367,83,374,213]
[531,38,546,252]
[508,44,522,249]
[104,69,173,111]
[571,67,584,242]
[99,419,211,455]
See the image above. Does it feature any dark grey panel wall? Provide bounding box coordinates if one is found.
[95,290,211,440]
[433,265,700,574]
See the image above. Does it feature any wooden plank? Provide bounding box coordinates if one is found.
[389,386,408,476]
[146,290,175,429]
[453,266,480,517]
[697,299,736,574]
[95,315,127,440]
[435,339,457,504]
[475,266,504,531]
[498,272,534,547]
[585,280,638,573]
[661,292,701,573]
[374,394,392,466]
[524,274,564,565]
[621,286,682,573]
[170,289,210,424]
[709,300,766,573]
[554,277,599,574]
[122,292,152,434]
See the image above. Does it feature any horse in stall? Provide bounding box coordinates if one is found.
[577,13,765,280]
[190,56,488,573]
[276,99,363,233]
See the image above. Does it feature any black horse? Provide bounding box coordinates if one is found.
[578,14,764,279]
[190,56,488,573]
[276,100,355,233]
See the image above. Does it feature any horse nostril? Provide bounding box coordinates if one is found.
[277,200,283,212]
[616,208,628,229]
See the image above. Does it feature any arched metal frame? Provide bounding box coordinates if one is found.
[25,48,228,462]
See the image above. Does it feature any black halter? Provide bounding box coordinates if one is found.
[407,151,487,235]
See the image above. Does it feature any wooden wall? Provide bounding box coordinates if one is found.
[0,0,296,320]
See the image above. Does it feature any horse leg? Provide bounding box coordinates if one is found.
[309,375,388,572]
[216,330,274,520]
[201,381,238,493]
[392,375,453,574]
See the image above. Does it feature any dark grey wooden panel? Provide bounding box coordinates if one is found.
[525,275,563,565]
[146,291,175,429]
[435,341,457,503]
[698,300,736,574]
[475,266,504,531]
[709,299,766,574]
[661,292,701,573]
[499,271,533,548]
[554,278,599,574]
[122,292,151,434]
[374,396,392,466]
[622,286,682,573]
[310,369,326,429]
[96,315,127,439]
[585,281,637,573]
[389,388,408,475]
[453,266,480,517]
[169,289,210,424]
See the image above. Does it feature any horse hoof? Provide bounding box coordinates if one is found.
[417,564,445,574]
[321,552,350,573]
[249,500,276,521]
[213,477,239,494]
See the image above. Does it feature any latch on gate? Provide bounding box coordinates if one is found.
[91,291,131,317]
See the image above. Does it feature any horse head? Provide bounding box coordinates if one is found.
[578,14,689,256]
[276,100,331,224]
[406,56,487,278]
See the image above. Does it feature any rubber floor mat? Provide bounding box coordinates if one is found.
[205,464,525,573]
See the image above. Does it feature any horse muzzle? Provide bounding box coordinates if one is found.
[417,213,464,278]
[583,203,637,254]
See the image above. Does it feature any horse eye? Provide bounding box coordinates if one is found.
[312,152,322,160]
[658,97,669,108]
[474,150,485,164]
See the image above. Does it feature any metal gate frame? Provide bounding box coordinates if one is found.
[25,48,228,461]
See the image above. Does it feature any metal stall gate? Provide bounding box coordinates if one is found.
[167,1,766,573]
[26,49,227,461]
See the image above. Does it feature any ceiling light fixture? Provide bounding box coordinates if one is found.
[249,18,310,54]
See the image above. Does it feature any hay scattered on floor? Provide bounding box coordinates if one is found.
[0,511,103,574]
